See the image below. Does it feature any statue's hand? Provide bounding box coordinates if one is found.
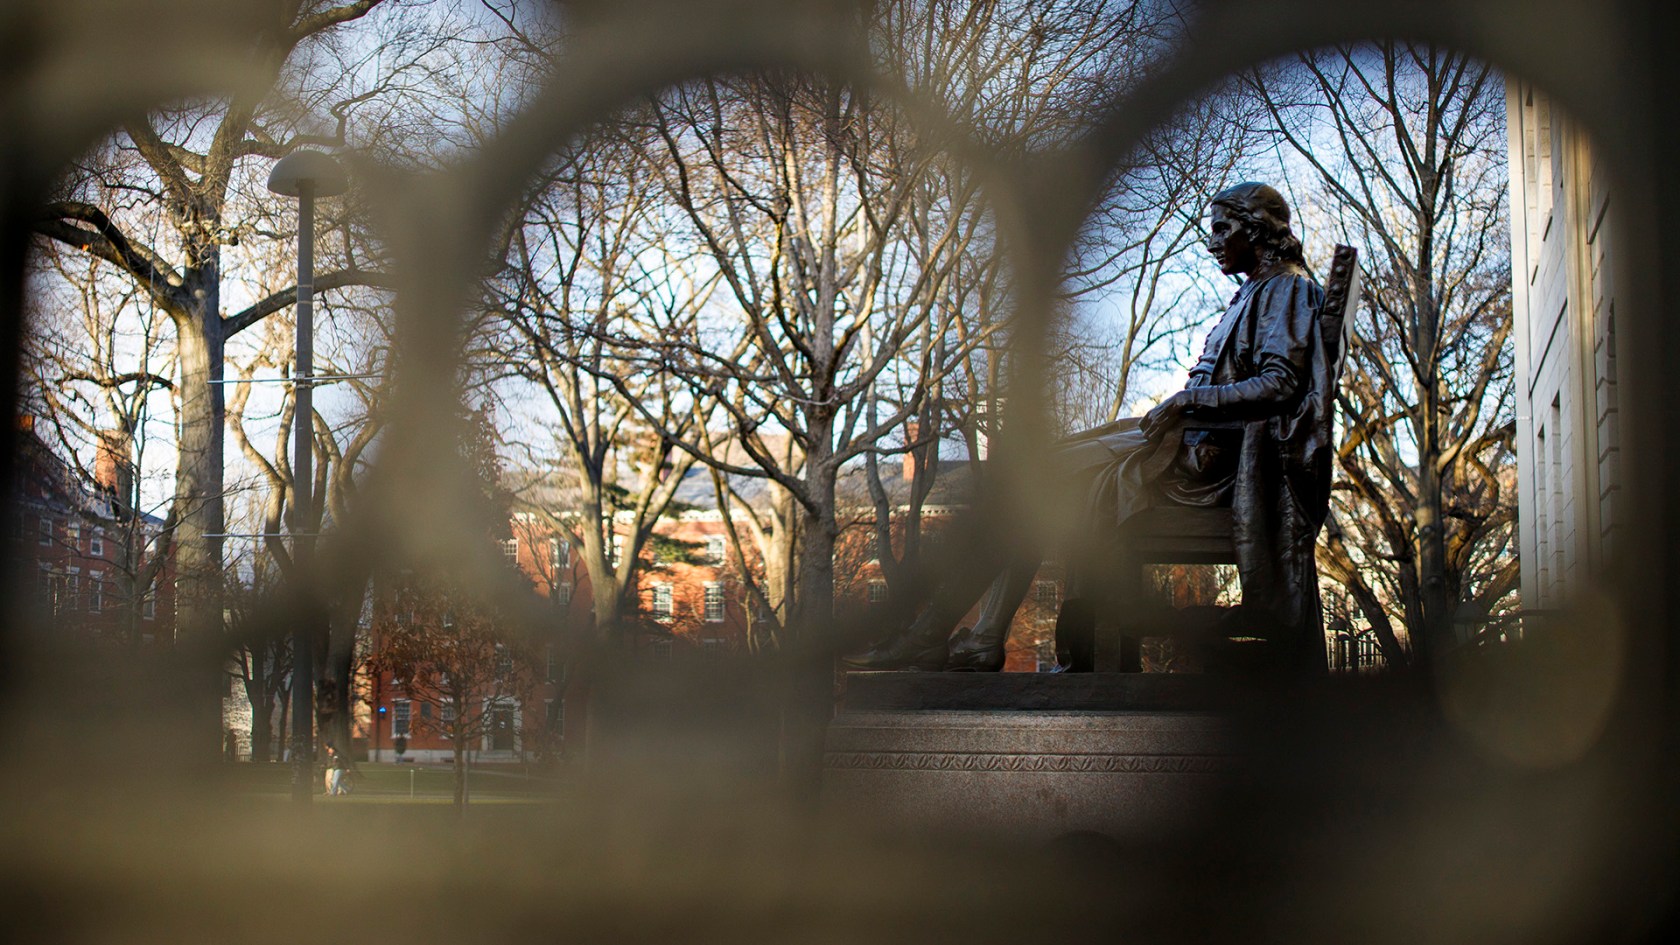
[1140,390,1194,440]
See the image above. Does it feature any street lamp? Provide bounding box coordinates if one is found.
[267,150,347,805]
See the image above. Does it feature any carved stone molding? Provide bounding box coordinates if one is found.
[823,750,1229,774]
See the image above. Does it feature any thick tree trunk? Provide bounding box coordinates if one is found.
[316,556,372,764]
[574,481,625,645]
[172,266,228,755]
[249,705,273,764]
[782,439,838,802]
[1416,461,1453,659]
[274,689,289,763]
[759,480,801,637]
[452,741,467,812]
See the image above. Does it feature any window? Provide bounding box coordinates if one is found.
[441,701,456,725]
[545,645,557,682]
[495,645,513,677]
[704,582,725,623]
[550,537,570,569]
[141,588,156,620]
[867,581,887,604]
[1549,395,1566,592]
[1035,580,1059,608]
[652,583,673,619]
[46,573,76,614]
[1536,423,1550,599]
[392,699,412,737]
[38,517,52,546]
[545,698,564,733]
[702,638,725,661]
[1520,84,1557,277]
[1035,640,1060,672]
[649,638,672,661]
[420,703,433,719]
[611,533,624,566]
[705,535,726,564]
[89,530,103,558]
[88,575,103,613]
[502,537,519,564]
[554,582,573,605]
[66,522,81,550]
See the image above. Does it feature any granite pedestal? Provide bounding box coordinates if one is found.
[823,673,1240,843]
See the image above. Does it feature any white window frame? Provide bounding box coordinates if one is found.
[652,582,673,620]
[392,699,412,738]
[705,535,726,564]
[704,581,725,623]
[554,581,573,605]
[89,529,103,558]
[550,537,570,569]
[481,697,518,752]
[38,516,52,546]
[502,537,519,564]
[867,580,887,604]
[62,572,81,613]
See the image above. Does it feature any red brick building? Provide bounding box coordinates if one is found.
[5,418,176,643]
[354,454,1063,762]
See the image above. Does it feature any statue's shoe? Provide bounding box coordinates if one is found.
[945,629,1006,672]
[842,636,948,671]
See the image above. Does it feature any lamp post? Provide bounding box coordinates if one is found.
[267,150,347,804]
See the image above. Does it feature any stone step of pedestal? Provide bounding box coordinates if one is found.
[824,673,1242,843]
[839,669,1251,712]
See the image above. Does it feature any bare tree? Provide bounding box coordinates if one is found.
[224,552,294,762]
[1250,43,1517,665]
[368,575,539,809]
[486,122,718,646]
[27,1,402,744]
[365,399,539,809]
[223,307,385,758]
[22,249,178,645]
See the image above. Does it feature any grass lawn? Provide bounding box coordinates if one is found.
[229,761,562,804]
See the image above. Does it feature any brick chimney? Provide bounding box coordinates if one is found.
[95,430,133,511]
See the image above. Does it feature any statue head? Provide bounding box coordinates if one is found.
[1207,182,1306,277]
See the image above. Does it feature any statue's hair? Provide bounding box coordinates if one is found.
[1211,182,1307,271]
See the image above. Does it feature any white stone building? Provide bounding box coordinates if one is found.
[1506,80,1623,609]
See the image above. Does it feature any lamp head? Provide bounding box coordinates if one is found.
[266,150,347,197]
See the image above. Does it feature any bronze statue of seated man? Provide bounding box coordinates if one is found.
[849,181,1340,675]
